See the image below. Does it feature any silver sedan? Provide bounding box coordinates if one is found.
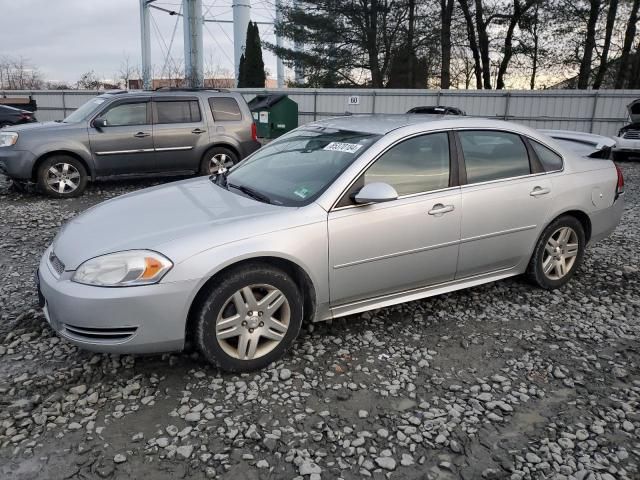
[37,115,625,371]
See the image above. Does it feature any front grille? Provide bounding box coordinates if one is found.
[623,129,640,140]
[62,324,138,343]
[49,251,65,275]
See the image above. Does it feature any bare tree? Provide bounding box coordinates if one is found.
[118,54,139,89]
[615,0,640,88]
[0,55,43,90]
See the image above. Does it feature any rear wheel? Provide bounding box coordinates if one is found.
[199,147,238,175]
[195,264,303,372]
[37,155,88,198]
[527,216,585,289]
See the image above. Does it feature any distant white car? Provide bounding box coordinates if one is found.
[614,98,640,160]
[539,129,615,159]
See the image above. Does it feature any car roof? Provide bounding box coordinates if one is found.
[305,114,520,135]
[97,89,236,99]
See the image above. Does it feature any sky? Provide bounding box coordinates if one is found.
[0,0,280,84]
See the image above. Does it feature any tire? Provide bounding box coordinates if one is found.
[37,155,88,198]
[613,151,630,162]
[527,215,586,290]
[195,263,303,372]
[199,147,239,175]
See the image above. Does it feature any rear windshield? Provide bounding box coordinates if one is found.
[226,128,381,206]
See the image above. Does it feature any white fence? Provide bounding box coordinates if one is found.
[3,88,639,137]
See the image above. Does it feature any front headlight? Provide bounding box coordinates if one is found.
[72,250,173,287]
[0,132,18,147]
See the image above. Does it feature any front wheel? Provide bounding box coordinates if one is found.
[527,216,586,289]
[37,155,88,198]
[195,264,303,372]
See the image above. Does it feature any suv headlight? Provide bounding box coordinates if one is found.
[0,132,18,147]
[72,250,173,287]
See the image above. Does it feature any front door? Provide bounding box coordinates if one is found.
[89,99,154,176]
[455,129,553,278]
[328,132,462,306]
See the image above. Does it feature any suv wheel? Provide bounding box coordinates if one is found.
[527,215,585,289]
[195,263,303,372]
[200,147,238,175]
[37,155,88,198]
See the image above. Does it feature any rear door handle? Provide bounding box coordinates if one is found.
[530,186,551,197]
[133,132,150,138]
[428,204,455,216]
[192,128,206,134]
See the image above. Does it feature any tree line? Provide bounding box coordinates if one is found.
[269,0,640,89]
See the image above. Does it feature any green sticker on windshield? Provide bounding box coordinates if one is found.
[293,186,311,199]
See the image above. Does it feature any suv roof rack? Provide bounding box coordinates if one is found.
[151,87,230,93]
[102,90,129,95]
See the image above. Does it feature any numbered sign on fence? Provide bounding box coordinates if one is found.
[347,96,360,105]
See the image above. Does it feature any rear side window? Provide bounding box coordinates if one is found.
[365,132,450,196]
[209,97,242,121]
[530,140,563,171]
[459,130,530,183]
[155,100,201,124]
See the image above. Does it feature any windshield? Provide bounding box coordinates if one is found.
[225,127,381,206]
[63,97,107,123]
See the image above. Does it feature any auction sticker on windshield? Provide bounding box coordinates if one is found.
[293,187,311,199]
[323,142,364,154]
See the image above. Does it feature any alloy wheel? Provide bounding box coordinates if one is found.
[542,226,579,280]
[208,153,234,173]
[215,284,290,360]
[46,162,81,194]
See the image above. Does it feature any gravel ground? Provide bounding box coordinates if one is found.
[0,164,638,480]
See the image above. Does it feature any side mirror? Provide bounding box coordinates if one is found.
[93,117,107,128]
[353,182,399,204]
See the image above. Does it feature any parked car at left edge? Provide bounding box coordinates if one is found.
[0,105,37,127]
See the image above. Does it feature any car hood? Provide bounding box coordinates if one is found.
[52,177,289,269]
[628,99,640,123]
[6,121,71,133]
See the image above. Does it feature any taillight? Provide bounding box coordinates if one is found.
[615,164,624,199]
[251,122,257,142]
[19,114,32,120]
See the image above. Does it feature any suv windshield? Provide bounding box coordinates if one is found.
[225,127,381,206]
[63,97,108,123]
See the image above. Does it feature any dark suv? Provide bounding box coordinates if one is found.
[0,89,260,197]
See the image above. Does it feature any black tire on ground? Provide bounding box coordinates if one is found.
[613,151,630,162]
[36,155,88,198]
[527,215,586,290]
[195,263,303,372]
[199,146,239,175]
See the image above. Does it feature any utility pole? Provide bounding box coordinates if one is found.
[233,0,251,87]
[275,0,284,88]
[139,0,152,89]
[183,0,204,88]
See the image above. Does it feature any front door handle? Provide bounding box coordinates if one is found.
[192,128,206,134]
[428,204,455,216]
[530,186,551,197]
[133,132,150,138]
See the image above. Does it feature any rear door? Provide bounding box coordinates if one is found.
[89,98,154,176]
[455,129,553,279]
[151,97,208,173]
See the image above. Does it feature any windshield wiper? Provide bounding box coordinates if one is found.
[209,170,228,188]
[228,183,272,204]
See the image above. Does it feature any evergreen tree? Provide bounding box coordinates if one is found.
[238,22,266,87]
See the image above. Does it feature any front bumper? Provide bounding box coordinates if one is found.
[614,136,640,153]
[0,149,37,180]
[37,248,199,354]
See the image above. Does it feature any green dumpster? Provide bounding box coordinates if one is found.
[248,94,298,139]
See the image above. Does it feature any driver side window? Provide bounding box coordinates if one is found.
[364,132,450,196]
[102,102,149,127]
